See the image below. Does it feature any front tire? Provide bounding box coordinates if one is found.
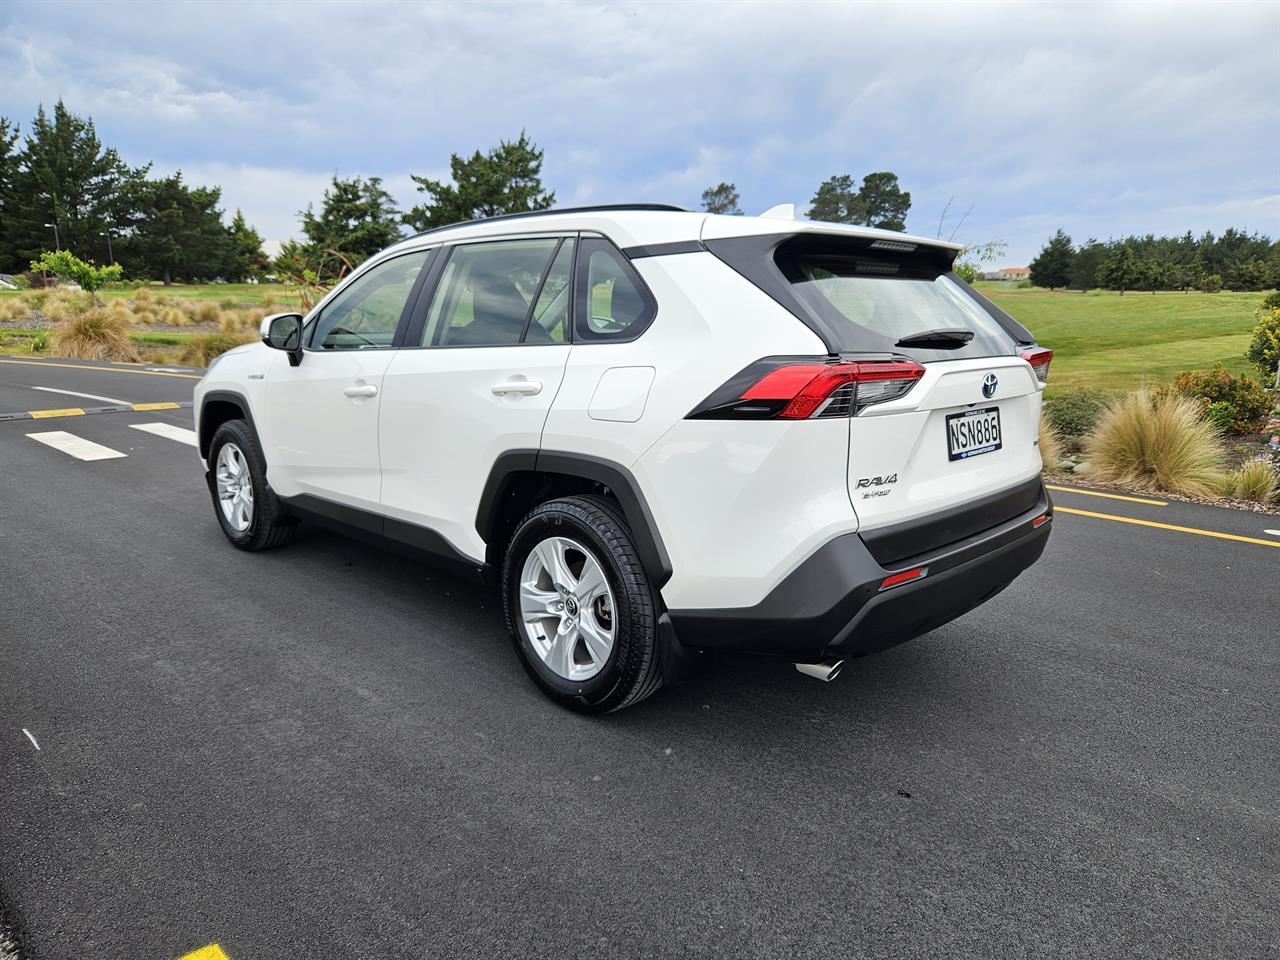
[502,496,663,713]
[207,418,296,551]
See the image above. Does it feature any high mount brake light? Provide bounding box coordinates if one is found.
[688,358,925,420]
[1022,347,1053,384]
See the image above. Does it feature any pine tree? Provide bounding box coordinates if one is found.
[9,101,137,268]
[123,173,230,284]
[0,117,21,272]
[1100,242,1140,295]
[298,175,402,277]
[226,209,267,281]
[1029,230,1074,290]
[701,182,742,215]
[807,172,910,230]
[405,132,554,231]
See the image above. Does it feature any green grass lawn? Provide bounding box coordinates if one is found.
[974,283,1267,395]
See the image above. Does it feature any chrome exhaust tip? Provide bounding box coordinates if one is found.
[794,659,845,682]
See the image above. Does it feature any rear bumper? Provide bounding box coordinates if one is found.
[667,481,1052,660]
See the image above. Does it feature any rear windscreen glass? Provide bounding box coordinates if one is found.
[786,254,1016,359]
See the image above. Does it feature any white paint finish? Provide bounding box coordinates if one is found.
[541,252,826,468]
[129,422,198,446]
[26,431,127,461]
[377,344,571,561]
[259,350,395,511]
[636,417,856,610]
[588,366,655,423]
[31,386,129,405]
[848,356,1045,532]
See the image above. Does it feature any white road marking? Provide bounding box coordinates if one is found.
[26,431,127,461]
[129,422,198,446]
[22,729,40,750]
[1265,529,1280,537]
[145,366,197,373]
[30,385,130,405]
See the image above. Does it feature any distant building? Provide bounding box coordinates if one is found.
[984,266,1031,282]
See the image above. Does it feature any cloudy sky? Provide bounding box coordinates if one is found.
[1,0,1277,264]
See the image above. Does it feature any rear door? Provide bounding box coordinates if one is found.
[377,235,575,562]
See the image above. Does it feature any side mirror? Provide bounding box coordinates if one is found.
[260,313,304,366]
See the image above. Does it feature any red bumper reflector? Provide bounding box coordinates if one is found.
[880,567,927,591]
[1032,513,1051,529]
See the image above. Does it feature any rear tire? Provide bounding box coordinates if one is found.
[502,495,663,713]
[207,418,296,551]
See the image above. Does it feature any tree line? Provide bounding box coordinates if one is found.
[0,102,267,284]
[0,99,916,287]
[1029,228,1279,293]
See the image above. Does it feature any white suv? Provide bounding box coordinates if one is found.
[195,204,1053,712]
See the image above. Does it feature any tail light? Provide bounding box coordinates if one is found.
[688,357,925,420]
[1022,347,1053,384]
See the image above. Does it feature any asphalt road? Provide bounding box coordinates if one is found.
[1,356,1277,960]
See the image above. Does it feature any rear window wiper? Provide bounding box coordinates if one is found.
[895,328,974,349]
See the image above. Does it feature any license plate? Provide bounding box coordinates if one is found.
[946,407,1002,461]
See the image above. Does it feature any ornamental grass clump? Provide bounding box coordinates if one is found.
[1220,458,1280,503]
[1038,411,1064,470]
[51,306,141,362]
[179,332,256,367]
[1083,390,1224,496]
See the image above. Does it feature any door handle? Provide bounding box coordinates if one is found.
[344,384,379,398]
[491,378,543,397]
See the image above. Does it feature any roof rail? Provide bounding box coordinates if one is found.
[405,203,691,242]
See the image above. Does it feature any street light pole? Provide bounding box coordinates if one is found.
[44,222,60,251]
[102,229,114,265]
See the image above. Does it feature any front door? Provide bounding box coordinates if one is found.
[260,249,431,511]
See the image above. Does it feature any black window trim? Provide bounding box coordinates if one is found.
[303,247,439,352]
[573,235,658,344]
[398,232,580,351]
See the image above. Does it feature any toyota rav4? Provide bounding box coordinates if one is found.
[195,203,1053,713]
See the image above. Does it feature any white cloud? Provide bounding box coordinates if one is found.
[0,0,1275,262]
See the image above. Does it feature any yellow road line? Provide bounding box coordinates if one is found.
[1056,506,1280,548]
[0,358,201,379]
[178,945,229,960]
[29,407,85,419]
[131,401,181,411]
[1045,484,1167,506]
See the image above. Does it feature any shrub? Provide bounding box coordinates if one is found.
[41,289,93,323]
[1038,411,1064,469]
[30,330,50,352]
[192,301,222,325]
[1245,307,1280,384]
[1220,458,1279,502]
[133,285,152,303]
[29,250,123,300]
[1044,388,1110,443]
[51,307,141,362]
[1083,390,1224,496]
[1260,290,1280,312]
[1171,366,1272,433]
[157,306,188,327]
[1198,274,1223,293]
[179,332,256,367]
[0,297,33,322]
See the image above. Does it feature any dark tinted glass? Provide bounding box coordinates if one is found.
[422,239,560,347]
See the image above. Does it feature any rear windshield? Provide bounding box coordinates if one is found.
[785,253,1017,360]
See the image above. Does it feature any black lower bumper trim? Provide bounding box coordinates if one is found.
[668,482,1051,659]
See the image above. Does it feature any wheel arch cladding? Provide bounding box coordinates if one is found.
[477,450,673,588]
[199,390,257,459]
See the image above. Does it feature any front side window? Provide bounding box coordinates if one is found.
[310,250,430,350]
[420,238,562,347]
[575,238,653,341]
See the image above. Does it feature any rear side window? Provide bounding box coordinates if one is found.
[574,238,655,342]
[421,238,562,347]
